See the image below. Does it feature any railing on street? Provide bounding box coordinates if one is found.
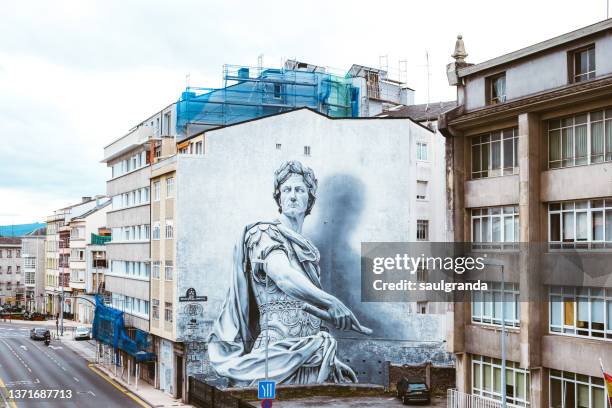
[448,389,503,408]
[188,377,256,408]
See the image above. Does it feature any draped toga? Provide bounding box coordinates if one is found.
[207,220,356,386]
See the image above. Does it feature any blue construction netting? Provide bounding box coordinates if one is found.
[175,64,359,137]
[92,295,156,363]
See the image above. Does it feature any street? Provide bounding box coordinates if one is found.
[0,321,144,408]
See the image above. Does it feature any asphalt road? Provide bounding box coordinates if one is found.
[0,322,143,408]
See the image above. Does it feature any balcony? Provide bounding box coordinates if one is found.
[91,233,111,245]
[103,124,154,163]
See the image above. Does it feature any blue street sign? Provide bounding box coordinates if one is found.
[258,381,276,399]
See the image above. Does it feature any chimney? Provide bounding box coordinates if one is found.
[82,196,91,203]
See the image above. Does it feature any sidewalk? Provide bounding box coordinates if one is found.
[59,334,192,408]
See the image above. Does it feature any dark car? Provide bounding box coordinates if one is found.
[30,327,50,340]
[397,377,431,404]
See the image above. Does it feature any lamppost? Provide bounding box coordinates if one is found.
[485,260,507,408]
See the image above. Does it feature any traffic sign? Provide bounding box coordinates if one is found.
[261,399,273,408]
[258,380,276,399]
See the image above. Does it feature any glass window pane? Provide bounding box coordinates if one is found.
[562,127,574,166]
[472,144,481,176]
[473,363,481,389]
[575,124,588,165]
[473,292,482,318]
[549,129,561,166]
[551,213,561,241]
[606,119,612,161]
[607,210,612,242]
[607,301,612,331]
[592,121,605,162]
[592,387,605,408]
[577,383,589,408]
[563,212,575,241]
[492,217,501,242]
[493,367,502,394]
[482,143,490,177]
[491,140,501,173]
[550,378,562,408]
[588,47,595,72]
[593,211,604,240]
[576,212,588,241]
[564,299,575,326]
[503,137,513,171]
[484,364,492,391]
[592,299,604,324]
[504,216,514,242]
[473,218,481,242]
[516,373,525,399]
[483,217,491,242]
[551,296,562,326]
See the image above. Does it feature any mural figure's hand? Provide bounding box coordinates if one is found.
[328,298,357,331]
[334,359,358,383]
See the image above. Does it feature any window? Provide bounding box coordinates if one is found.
[472,355,530,407]
[548,199,612,248]
[152,261,160,279]
[416,266,428,283]
[416,142,428,161]
[166,177,174,198]
[7,250,11,258]
[304,146,311,156]
[7,266,11,274]
[273,83,282,98]
[417,301,428,314]
[165,220,174,239]
[153,181,161,201]
[550,369,606,408]
[570,45,595,83]
[487,73,506,105]
[164,261,173,281]
[416,220,429,241]
[471,206,519,247]
[16,266,20,274]
[472,128,519,178]
[195,141,203,155]
[152,299,159,320]
[549,286,612,340]
[24,258,35,268]
[164,112,171,136]
[16,250,20,257]
[276,143,282,150]
[164,302,173,322]
[472,282,520,327]
[548,109,612,169]
[416,180,428,200]
[152,222,160,240]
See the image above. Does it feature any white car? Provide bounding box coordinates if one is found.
[74,326,91,340]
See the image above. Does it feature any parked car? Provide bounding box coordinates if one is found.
[397,377,431,404]
[30,327,50,341]
[74,326,91,340]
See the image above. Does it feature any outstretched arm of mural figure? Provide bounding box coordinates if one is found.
[265,250,368,333]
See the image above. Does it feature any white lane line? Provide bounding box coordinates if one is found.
[73,377,80,382]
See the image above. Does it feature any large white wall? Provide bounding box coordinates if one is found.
[175,109,451,379]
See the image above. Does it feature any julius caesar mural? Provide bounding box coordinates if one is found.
[208,160,371,386]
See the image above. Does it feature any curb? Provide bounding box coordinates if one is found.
[88,363,154,408]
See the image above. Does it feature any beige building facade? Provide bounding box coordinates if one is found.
[440,19,612,408]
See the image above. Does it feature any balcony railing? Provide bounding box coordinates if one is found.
[91,233,111,245]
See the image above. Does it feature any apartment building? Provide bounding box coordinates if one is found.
[45,197,103,317]
[0,237,23,306]
[21,227,46,313]
[439,20,612,408]
[68,201,110,323]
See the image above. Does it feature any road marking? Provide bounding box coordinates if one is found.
[49,345,63,350]
[0,374,18,408]
[20,345,27,351]
[74,377,80,382]
[87,363,149,408]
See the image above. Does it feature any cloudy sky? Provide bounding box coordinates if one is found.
[0,0,607,224]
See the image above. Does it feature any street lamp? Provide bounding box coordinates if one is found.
[485,260,507,408]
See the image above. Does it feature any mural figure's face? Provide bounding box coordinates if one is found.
[279,174,309,217]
